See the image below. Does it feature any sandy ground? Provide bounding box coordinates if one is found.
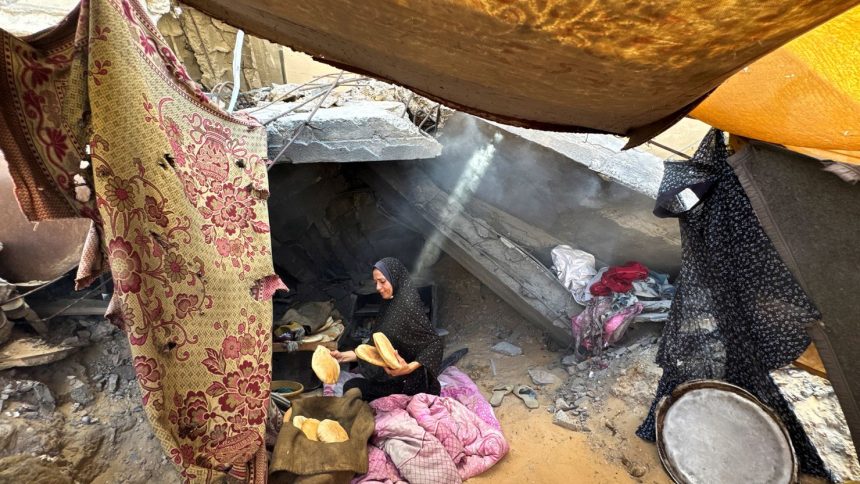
[472,401,647,484]
[448,317,669,484]
[430,254,852,484]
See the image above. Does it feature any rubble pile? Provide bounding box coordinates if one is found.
[547,337,661,434]
[548,335,860,482]
[0,316,176,483]
[236,78,454,134]
[774,368,860,480]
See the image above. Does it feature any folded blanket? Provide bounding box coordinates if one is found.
[353,377,508,484]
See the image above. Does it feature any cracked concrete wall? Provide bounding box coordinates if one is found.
[425,113,682,274]
[157,5,286,91]
[156,3,337,91]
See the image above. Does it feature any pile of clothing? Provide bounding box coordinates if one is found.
[554,250,674,357]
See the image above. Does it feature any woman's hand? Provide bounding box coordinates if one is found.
[330,349,356,363]
[384,352,420,377]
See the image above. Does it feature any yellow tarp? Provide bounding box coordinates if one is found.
[693,7,860,164]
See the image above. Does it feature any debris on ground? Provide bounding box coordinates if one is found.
[0,316,177,483]
[528,368,561,386]
[491,341,523,357]
[773,367,860,480]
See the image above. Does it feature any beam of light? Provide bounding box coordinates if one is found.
[413,132,503,277]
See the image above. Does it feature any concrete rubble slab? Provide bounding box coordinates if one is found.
[529,368,561,386]
[487,121,666,198]
[431,114,681,274]
[364,163,579,344]
[491,341,523,357]
[250,101,442,164]
[0,338,76,371]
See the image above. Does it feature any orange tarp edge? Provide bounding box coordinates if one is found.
[693,7,860,164]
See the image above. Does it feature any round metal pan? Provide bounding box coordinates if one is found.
[656,379,798,484]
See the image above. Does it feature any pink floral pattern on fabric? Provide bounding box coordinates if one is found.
[0,0,285,482]
[0,0,287,480]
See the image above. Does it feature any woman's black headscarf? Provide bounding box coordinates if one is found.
[368,257,443,391]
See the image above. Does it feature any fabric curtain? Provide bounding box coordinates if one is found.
[0,0,286,481]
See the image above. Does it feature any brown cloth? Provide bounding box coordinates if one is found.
[270,388,374,484]
[729,140,860,449]
[182,0,856,144]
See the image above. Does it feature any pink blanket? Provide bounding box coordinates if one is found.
[352,368,508,484]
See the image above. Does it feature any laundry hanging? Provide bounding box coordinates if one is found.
[0,0,285,481]
[638,130,827,477]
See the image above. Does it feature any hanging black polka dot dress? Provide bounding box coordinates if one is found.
[637,129,827,476]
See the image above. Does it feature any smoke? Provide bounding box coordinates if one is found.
[412,129,503,277]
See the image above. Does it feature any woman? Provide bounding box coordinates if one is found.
[331,257,443,401]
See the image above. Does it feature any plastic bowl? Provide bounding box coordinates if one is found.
[270,379,304,398]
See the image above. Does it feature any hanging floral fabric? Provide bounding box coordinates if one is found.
[0,0,286,481]
[638,129,826,476]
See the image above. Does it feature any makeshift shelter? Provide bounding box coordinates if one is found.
[180,0,860,448]
[2,0,859,481]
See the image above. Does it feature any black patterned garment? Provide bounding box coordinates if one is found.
[637,130,827,476]
[345,257,443,400]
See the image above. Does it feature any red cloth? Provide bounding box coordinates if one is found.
[589,262,649,296]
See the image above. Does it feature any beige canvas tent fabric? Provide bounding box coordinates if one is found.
[181,0,858,145]
[729,140,860,449]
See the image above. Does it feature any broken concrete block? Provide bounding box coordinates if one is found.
[105,374,119,394]
[0,380,55,416]
[553,410,589,432]
[68,378,94,407]
[490,341,522,357]
[555,397,571,411]
[562,354,578,366]
[31,383,55,415]
[528,368,560,386]
[257,101,442,164]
